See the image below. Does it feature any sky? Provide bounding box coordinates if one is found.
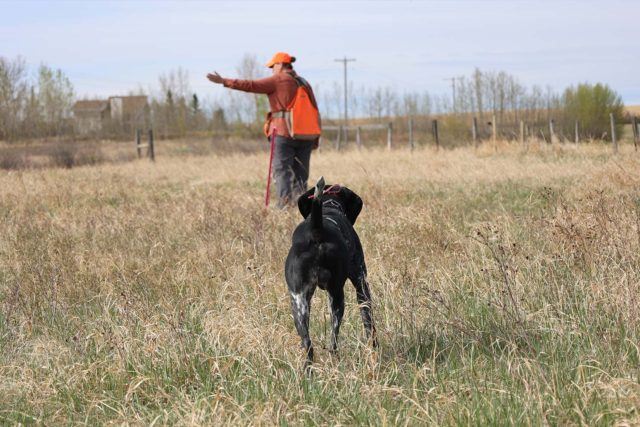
[1,0,638,105]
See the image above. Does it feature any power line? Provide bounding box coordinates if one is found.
[334,56,356,127]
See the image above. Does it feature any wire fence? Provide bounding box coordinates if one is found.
[322,114,639,153]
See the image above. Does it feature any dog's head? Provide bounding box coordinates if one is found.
[297,183,363,225]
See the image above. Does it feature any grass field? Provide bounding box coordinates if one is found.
[625,105,640,116]
[1,140,640,425]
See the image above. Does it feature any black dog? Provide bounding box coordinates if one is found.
[285,177,376,369]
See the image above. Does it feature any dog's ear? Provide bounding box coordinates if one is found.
[297,187,315,218]
[339,187,363,225]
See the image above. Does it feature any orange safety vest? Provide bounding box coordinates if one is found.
[267,76,321,140]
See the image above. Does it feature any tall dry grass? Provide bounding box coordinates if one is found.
[1,140,639,424]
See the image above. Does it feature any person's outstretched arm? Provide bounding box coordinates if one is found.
[207,71,277,94]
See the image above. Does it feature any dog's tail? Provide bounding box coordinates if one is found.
[310,176,325,242]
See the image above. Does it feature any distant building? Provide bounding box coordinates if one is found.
[72,95,149,136]
[72,100,110,135]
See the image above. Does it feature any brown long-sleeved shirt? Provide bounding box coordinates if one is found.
[223,70,318,138]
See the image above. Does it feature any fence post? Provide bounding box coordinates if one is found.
[408,117,414,150]
[549,119,555,144]
[343,125,348,147]
[472,117,478,148]
[148,129,155,161]
[387,122,393,150]
[335,126,341,150]
[632,116,638,151]
[539,129,548,143]
[491,114,497,143]
[356,126,362,150]
[519,120,525,145]
[574,121,579,144]
[432,119,439,150]
[610,113,617,153]
[136,129,142,158]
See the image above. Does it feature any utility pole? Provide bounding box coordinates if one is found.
[335,56,356,143]
[444,76,463,113]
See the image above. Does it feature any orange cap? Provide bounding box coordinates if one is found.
[266,52,296,68]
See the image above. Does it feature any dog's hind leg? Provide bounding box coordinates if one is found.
[327,287,345,353]
[352,274,378,348]
[290,290,314,370]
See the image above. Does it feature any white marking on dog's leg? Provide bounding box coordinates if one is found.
[290,292,313,364]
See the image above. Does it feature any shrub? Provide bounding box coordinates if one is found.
[74,144,105,166]
[47,142,105,169]
[49,143,77,168]
[562,83,624,140]
[0,149,28,170]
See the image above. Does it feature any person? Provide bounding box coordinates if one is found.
[207,52,320,208]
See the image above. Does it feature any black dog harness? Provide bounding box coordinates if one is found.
[307,184,345,214]
[322,198,343,212]
[305,183,348,230]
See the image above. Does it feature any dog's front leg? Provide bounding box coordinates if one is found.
[327,287,345,354]
[290,290,314,370]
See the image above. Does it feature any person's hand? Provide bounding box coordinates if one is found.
[207,72,224,84]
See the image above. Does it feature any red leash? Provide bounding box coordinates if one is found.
[307,184,342,199]
[264,130,276,208]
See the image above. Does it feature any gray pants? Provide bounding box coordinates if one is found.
[273,136,314,207]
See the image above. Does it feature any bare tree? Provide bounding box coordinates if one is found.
[382,87,397,119]
[0,56,28,141]
[366,87,384,121]
[22,86,41,138]
[231,53,267,127]
[473,68,484,120]
[419,91,432,116]
[155,67,191,137]
[37,64,74,137]
[402,92,419,117]
[158,67,191,100]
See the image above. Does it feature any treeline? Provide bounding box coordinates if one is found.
[0,55,628,143]
[0,57,74,141]
[150,68,208,139]
[322,68,626,143]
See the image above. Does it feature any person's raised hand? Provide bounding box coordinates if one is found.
[206,72,224,84]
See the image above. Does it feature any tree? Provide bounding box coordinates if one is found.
[37,64,74,136]
[366,87,383,121]
[189,93,207,131]
[402,92,418,117]
[562,83,624,140]
[232,53,267,127]
[156,68,191,137]
[212,107,227,131]
[23,86,41,138]
[191,93,199,114]
[473,68,484,120]
[0,56,28,141]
